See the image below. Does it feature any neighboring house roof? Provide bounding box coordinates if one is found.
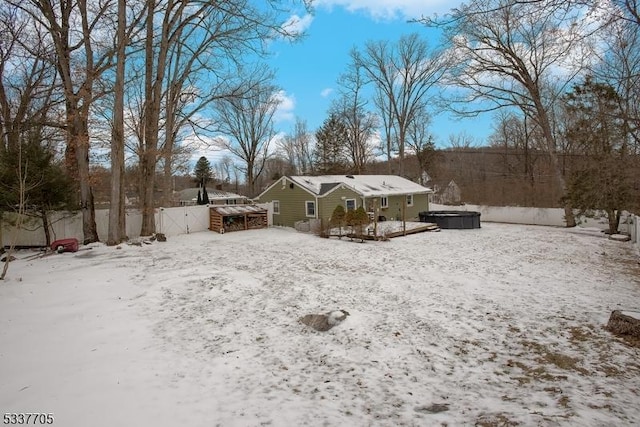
[431,179,460,192]
[288,175,433,197]
[178,188,247,202]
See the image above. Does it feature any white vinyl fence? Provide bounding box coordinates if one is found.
[2,202,637,251]
[629,214,640,251]
[430,203,640,251]
[1,204,273,247]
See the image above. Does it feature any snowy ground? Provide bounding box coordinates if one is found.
[1,223,639,427]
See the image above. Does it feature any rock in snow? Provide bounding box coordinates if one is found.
[299,309,350,332]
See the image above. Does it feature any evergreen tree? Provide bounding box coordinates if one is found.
[314,113,349,174]
[202,185,210,204]
[563,77,633,234]
[344,205,370,241]
[329,204,346,238]
[0,138,75,246]
[194,156,213,186]
[197,189,202,205]
[352,206,370,241]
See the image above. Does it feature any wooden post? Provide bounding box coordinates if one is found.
[373,198,378,241]
[402,195,406,236]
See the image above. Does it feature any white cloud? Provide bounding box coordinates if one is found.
[315,0,456,20]
[281,13,314,39]
[273,90,296,123]
[320,87,334,98]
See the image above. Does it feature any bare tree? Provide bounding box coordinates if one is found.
[213,77,281,197]
[352,33,449,177]
[489,111,538,186]
[214,156,235,187]
[334,58,377,174]
[137,0,310,235]
[0,2,75,250]
[0,143,28,280]
[424,0,595,225]
[591,14,640,154]
[277,117,314,174]
[374,88,395,173]
[0,4,59,153]
[10,0,120,243]
[448,131,478,150]
[405,106,438,185]
[107,0,127,245]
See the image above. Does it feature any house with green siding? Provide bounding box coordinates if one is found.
[255,175,433,228]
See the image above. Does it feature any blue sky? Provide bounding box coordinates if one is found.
[265,0,493,148]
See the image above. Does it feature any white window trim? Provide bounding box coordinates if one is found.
[273,200,280,215]
[305,201,316,217]
[345,198,356,211]
[406,194,413,207]
[380,196,389,208]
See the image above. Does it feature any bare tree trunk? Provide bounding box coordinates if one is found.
[67,107,99,243]
[27,0,106,244]
[40,207,52,248]
[107,0,127,245]
[1,144,27,280]
[533,99,575,226]
[140,0,163,236]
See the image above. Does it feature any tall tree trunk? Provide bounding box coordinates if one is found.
[140,149,157,235]
[140,0,172,236]
[531,92,576,227]
[40,207,51,247]
[66,104,99,244]
[107,0,127,245]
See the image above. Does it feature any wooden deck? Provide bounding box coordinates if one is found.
[335,222,440,241]
[379,223,440,239]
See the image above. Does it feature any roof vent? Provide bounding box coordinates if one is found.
[346,175,354,179]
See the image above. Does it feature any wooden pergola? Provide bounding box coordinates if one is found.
[209,205,268,234]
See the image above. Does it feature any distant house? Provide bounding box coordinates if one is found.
[255,175,433,228]
[430,180,462,205]
[177,188,249,206]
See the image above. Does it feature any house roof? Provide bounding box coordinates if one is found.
[210,205,267,216]
[289,175,432,197]
[178,188,247,202]
[430,179,459,192]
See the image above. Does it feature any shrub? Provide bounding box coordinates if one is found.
[329,205,346,238]
[345,206,369,241]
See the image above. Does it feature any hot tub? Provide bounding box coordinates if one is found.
[419,211,481,229]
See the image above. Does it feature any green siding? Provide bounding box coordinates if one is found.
[258,177,431,228]
[363,193,430,221]
[257,178,316,227]
[375,194,430,221]
[408,193,430,219]
[318,187,362,224]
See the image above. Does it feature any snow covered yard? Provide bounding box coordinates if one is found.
[1,223,639,426]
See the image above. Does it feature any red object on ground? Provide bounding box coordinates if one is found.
[50,238,79,253]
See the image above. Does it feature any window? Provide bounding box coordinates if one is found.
[345,199,356,211]
[406,194,413,206]
[305,201,316,217]
[380,196,388,208]
[273,200,280,214]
